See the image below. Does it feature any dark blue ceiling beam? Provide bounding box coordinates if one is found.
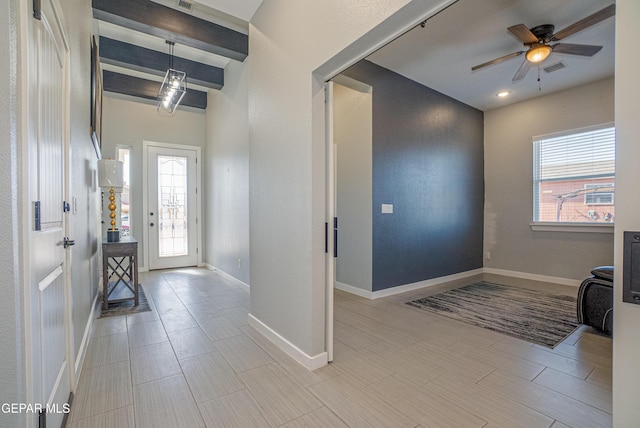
[92,0,248,62]
[103,70,208,110]
[99,37,224,90]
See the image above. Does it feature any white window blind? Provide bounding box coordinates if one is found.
[533,125,615,223]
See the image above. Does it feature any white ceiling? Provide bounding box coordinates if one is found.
[99,0,613,111]
[367,0,616,111]
[195,0,263,22]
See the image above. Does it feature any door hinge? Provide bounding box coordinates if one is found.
[63,201,71,213]
[33,0,41,20]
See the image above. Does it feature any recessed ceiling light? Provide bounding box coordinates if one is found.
[497,91,510,98]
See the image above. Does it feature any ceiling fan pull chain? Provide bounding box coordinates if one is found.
[538,64,542,91]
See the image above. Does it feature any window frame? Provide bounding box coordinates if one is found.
[116,145,132,237]
[531,123,615,232]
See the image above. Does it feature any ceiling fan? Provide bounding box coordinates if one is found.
[471,4,615,82]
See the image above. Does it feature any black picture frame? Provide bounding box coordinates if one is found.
[90,35,103,159]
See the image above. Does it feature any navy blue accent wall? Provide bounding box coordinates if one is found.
[343,60,484,291]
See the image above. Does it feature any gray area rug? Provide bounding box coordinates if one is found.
[407,281,579,348]
[99,284,151,318]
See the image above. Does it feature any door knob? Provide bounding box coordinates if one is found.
[150,223,155,227]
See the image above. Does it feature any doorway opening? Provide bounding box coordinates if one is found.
[143,142,202,270]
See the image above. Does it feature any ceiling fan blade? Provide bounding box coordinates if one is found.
[552,4,615,41]
[552,43,603,57]
[471,51,524,71]
[512,60,532,82]
[508,24,539,44]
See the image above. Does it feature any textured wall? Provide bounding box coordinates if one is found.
[0,0,25,426]
[484,78,614,281]
[343,60,485,291]
[61,0,102,380]
[205,59,250,284]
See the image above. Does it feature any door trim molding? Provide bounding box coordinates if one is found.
[142,140,202,270]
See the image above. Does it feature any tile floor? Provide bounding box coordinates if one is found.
[67,268,612,427]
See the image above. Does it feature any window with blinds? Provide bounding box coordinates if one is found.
[533,125,615,223]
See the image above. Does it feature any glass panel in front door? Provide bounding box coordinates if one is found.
[158,155,189,257]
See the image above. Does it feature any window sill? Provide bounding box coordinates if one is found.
[530,222,614,233]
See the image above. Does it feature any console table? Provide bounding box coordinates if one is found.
[102,236,139,310]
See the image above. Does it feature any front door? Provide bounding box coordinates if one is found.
[27,0,72,426]
[147,145,199,270]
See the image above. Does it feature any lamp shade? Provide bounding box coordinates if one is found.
[98,159,124,192]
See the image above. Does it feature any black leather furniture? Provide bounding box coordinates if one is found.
[577,266,613,336]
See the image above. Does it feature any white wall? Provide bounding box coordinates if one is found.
[248,0,455,360]
[62,0,102,383]
[613,0,640,424]
[101,96,206,269]
[334,82,373,292]
[1,1,25,425]
[205,60,250,284]
[484,77,614,281]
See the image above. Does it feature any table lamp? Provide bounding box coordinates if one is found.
[98,159,124,242]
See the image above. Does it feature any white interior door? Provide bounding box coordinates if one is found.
[325,81,335,362]
[147,145,199,270]
[27,1,72,426]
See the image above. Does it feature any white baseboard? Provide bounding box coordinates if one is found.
[336,268,484,300]
[334,281,373,299]
[372,268,485,299]
[205,264,250,290]
[73,292,98,389]
[247,314,328,370]
[483,268,581,287]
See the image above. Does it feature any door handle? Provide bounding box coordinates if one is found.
[333,217,338,258]
[63,237,75,248]
[150,223,155,227]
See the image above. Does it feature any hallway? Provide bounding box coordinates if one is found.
[67,268,612,427]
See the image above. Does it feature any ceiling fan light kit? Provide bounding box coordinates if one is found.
[471,4,615,82]
[525,44,552,63]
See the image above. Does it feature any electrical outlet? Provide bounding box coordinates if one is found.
[486,251,491,260]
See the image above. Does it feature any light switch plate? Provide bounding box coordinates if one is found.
[381,204,393,214]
